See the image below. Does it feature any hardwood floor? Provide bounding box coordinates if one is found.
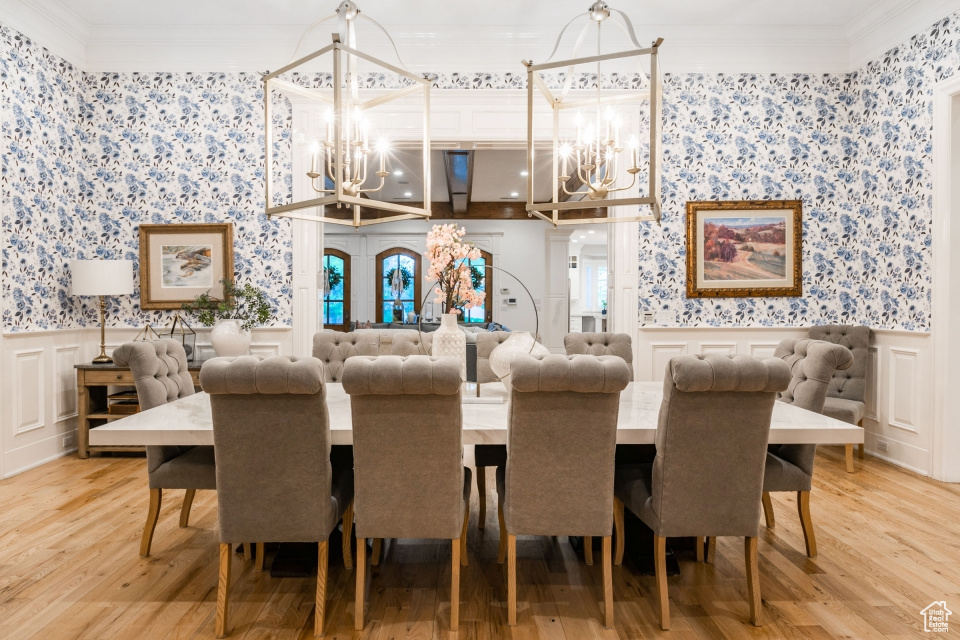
[0,447,957,639]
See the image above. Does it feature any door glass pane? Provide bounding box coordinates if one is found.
[326,302,344,325]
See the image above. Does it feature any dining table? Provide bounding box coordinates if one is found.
[88,381,865,448]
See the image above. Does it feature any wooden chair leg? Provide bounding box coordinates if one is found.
[584,536,593,565]
[695,536,705,562]
[797,491,817,558]
[477,466,486,529]
[255,542,265,572]
[355,538,366,631]
[845,444,855,473]
[451,539,460,631]
[341,500,354,570]
[706,537,716,564]
[602,536,613,629]
[497,498,507,564]
[460,504,469,567]
[761,492,775,528]
[315,541,328,637]
[745,536,762,626]
[507,534,517,626]
[140,488,162,557]
[179,489,196,528]
[654,535,669,630]
[613,497,625,566]
[216,543,231,638]
[858,420,864,458]
[371,538,382,567]
[243,543,252,561]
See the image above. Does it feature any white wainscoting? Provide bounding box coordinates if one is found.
[0,326,293,479]
[636,326,934,476]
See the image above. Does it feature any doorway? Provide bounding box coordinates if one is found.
[567,227,609,333]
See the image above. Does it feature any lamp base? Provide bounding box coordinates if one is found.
[92,354,113,364]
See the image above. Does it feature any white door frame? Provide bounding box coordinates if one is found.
[931,74,960,481]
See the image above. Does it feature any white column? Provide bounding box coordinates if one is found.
[607,189,640,378]
[544,229,574,352]
[291,103,322,357]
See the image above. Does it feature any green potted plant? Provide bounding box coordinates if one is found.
[181,279,272,357]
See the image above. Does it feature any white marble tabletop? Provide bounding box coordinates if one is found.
[88,382,864,448]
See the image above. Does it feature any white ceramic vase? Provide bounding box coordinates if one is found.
[210,319,252,357]
[433,313,466,381]
[489,331,550,387]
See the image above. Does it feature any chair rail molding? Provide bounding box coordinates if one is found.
[931,72,960,482]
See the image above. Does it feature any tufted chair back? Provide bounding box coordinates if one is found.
[808,324,871,403]
[312,330,432,382]
[112,339,196,473]
[502,354,630,536]
[768,338,854,480]
[564,332,634,381]
[342,355,465,540]
[476,331,512,384]
[201,356,349,543]
[645,354,791,537]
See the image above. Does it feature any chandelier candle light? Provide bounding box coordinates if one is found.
[524,1,663,227]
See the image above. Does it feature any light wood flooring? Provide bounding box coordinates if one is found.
[0,447,958,639]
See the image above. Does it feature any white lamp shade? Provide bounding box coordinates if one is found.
[71,259,134,297]
[488,332,550,383]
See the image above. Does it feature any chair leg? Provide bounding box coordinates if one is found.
[613,497,625,566]
[858,420,865,458]
[140,488,162,557]
[355,538,366,631]
[584,536,593,565]
[451,539,460,631]
[255,542,265,572]
[497,498,507,564]
[602,536,613,629]
[315,541,328,637]
[845,444,855,473]
[654,535,669,630]
[761,492,775,528]
[341,500,354,570]
[745,536,762,626]
[243,543,252,561]
[507,534,517,626]
[695,536,705,562]
[460,504,469,567]
[179,489,196,528]
[216,543,232,638]
[476,466,487,529]
[371,538,382,567]
[797,491,817,558]
[706,537,716,564]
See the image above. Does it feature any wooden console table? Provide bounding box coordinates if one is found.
[75,362,202,458]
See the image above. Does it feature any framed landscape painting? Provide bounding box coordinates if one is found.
[685,200,802,298]
[139,223,234,309]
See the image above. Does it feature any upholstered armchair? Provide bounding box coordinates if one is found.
[808,324,872,472]
[763,338,853,558]
[563,332,635,381]
[202,355,354,638]
[342,355,469,632]
[497,354,630,628]
[613,354,791,629]
[112,339,214,558]
[312,330,431,382]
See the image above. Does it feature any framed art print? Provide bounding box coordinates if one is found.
[685,200,802,298]
[139,223,234,309]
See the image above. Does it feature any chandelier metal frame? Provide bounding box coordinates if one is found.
[262,2,432,229]
[524,2,663,227]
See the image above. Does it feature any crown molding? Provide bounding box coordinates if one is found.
[0,0,88,68]
[846,0,960,71]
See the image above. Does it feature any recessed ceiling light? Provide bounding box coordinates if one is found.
[579,235,586,239]
[393,170,403,176]
[403,191,413,197]
[588,230,595,234]
[571,239,578,243]
[510,192,519,198]
[520,170,529,176]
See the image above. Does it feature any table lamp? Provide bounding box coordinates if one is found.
[71,259,134,364]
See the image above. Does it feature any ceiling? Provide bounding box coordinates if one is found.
[3,0,959,73]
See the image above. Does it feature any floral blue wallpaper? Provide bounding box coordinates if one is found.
[2,12,955,332]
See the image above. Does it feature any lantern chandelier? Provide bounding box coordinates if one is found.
[262,1,432,229]
[524,1,663,227]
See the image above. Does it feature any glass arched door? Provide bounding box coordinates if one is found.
[375,248,421,323]
[322,249,351,332]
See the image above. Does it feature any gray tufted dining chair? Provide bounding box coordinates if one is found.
[112,339,214,557]
[762,338,853,558]
[613,354,791,629]
[202,355,354,638]
[342,355,469,632]
[808,324,872,472]
[497,354,630,629]
[312,330,431,382]
[563,332,635,380]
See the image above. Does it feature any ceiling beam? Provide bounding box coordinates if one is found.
[318,201,608,221]
[442,150,474,214]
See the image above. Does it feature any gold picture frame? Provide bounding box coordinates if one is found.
[685,200,802,298]
[139,223,234,310]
